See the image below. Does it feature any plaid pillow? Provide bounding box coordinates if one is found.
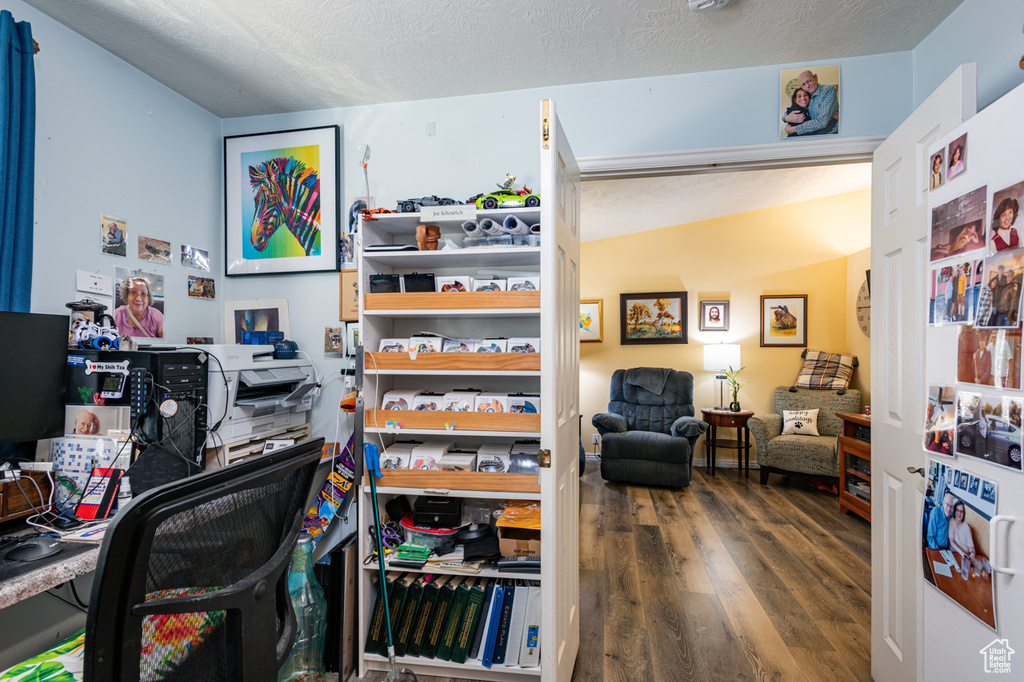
[795,349,856,390]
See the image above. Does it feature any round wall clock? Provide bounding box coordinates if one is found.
[857,279,870,337]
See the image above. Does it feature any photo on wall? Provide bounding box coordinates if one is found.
[974,249,1024,328]
[779,65,840,139]
[929,258,983,326]
[187,275,215,300]
[64,405,131,437]
[956,325,1021,389]
[989,179,1024,255]
[325,326,344,357]
[954,389,1022,471]
[100,214,127,257]
[923,457,997,631]
[113,267,165,339]
[929,186,987,262]
[929,149,946,191]
[181,244,210,271]
[924,384,956,456]
[947,133,968,181]
[138,236,172,264]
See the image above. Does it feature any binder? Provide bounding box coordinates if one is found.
[518,581,542,667]
[468,581,495,661]
[394,574,431,657]
[451,577,488,664]
[492,581,516,664]
[364,571,402,655]
[384,573,416,654]
[423,575,463,659]
[480,580,506,668]
[407,574,446,657]
[504,580,529,667]
[436,576,473,661]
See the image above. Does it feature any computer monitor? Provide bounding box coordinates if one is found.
[0,311,70,461]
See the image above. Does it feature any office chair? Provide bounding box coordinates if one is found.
[83,437,324,681]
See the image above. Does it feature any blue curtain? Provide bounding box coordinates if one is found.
[0,11,34,312]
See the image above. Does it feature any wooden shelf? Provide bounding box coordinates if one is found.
[837,413,871,522]
[363,246,541,268]
[365,410,540,433]
[363,469,540,494]
[365,291,540,311]
[845,467,870,482]
[365,352,540,373]
[362,562,541,582]
[363,653,541,679]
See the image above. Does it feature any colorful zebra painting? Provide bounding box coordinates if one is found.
[248,157,321,256]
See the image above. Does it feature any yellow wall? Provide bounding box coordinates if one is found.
[846,247,872,407]
[581,189,871,466]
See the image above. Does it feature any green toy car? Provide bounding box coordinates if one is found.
[474,188,540,210]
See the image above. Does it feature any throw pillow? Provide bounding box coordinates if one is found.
[795,349,856,390]
[783,409,820,436]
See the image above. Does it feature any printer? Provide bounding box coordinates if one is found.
[196,345,316,446]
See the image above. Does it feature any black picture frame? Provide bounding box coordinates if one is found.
[619,291,687,345]
[224,125,341,276]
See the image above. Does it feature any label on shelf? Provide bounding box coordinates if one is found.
[420,205,476,222]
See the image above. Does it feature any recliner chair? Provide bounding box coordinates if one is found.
[592,367,707,487]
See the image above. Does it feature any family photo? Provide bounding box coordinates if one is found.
[975,249,1024,329]
[929,186,987,262]
[955,326,1021,390]
[923,458,997,630]
[924,385,956,456]
[954,390,1023,470]
[929,258,983,326]
[779,65,840,138]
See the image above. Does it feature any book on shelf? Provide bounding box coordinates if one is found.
[422,575,464,659]
[518,581,542,667]
[491,580,517,665]
[406,574,446,658]
[364,571,403,655]
[480,580,506,668]
[468,580,496,661]
[394,573,432,657]
[384,573,417,653]
[504,579,529,667]
[436,576,474,661]
[451,577,488,664]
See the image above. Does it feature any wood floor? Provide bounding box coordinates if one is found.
[358,462,872,682]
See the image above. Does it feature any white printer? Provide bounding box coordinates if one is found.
[196,345,316,446]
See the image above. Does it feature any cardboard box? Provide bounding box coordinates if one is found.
[507,394,540,414]
[438,453,477,471]
[443,391,479,412]
[471,277,507,292]
[412,393,444,411]
[378,338,408,353]
[408,336,442,353]
[380,390,419,410]
[435,276,470,292]
[442,338,476,353]
[499,527,541,557]
[474,394,508,413]
[507,337,539,353]
[474,339,507,353]
[507,276,540,292]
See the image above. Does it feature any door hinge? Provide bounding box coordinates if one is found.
[537,449,551,468]
[542,100,550,149]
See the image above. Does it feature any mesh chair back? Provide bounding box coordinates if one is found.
[84,438,324,682]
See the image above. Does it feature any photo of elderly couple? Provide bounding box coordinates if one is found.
[923,458,998,630]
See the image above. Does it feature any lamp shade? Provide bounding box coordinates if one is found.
[703,343,741,372]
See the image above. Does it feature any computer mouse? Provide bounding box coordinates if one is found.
[4,538,63,562]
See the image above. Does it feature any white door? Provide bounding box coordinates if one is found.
[538,98,581,682]
[871,64,977,682]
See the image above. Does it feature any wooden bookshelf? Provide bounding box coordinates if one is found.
[364,352,540,373]
[364,291,540,311]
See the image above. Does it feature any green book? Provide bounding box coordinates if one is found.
[379,573,415,654]
[364,571,402,655]
[422,575,464,659]
[436,576,474,661]
[394,574,431,657]
[407,575,447,657]
[451,577,488,664]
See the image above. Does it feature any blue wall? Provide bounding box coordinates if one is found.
[912,0,1024,110]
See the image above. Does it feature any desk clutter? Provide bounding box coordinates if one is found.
[375,440,540,473]
[364,495,542,667]
[380,391,540,414]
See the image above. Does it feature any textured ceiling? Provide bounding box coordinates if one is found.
[580,162,872,242]
[23,0,964,118]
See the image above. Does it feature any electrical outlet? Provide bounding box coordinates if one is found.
[592,434,600,445]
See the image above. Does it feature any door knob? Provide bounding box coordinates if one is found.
[907,467,925,477]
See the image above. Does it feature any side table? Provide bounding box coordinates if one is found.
[701,408,754,477]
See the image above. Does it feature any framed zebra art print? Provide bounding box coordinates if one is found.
[224,125,341,276]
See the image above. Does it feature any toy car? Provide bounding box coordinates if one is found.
[396,196,460,213]
[475,188,540,210]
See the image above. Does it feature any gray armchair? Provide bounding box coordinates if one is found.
[750,386,862,485]
[592,367,707,487]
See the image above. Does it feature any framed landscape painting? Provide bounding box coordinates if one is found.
[619,292,687,345]
[224,125,340,276]
[761,294,807,347]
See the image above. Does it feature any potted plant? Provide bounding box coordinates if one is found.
[724,365,747,412]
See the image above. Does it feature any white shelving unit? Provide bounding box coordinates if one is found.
[356,100,581,682]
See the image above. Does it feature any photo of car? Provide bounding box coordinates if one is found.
[956,414,1022,467]
[474,188,540,210]
[395,195,461,213]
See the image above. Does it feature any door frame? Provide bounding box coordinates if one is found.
[578,135,886,179]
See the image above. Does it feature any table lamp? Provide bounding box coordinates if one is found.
[703,343,741,410]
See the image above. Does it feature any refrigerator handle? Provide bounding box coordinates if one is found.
[989,515,1016,576]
